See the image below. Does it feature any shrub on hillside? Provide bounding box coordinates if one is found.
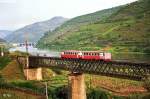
[143,47,150,53]
[87,88,108,99]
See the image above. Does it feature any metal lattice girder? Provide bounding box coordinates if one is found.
[17,56,150,80]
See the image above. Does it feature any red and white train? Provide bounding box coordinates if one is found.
[61,50,111,61]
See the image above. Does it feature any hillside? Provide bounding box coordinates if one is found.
[5,16,68,43]
[0,38,6,43]
[37,0,150,53]
[0,30,12,39]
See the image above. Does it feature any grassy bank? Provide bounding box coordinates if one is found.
[0,56,11,70]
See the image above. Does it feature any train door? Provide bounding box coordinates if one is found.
[99,52,104,60]
[77,51,82,59]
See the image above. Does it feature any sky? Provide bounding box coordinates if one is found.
[0,0,137,31]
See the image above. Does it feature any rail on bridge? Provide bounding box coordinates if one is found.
[17,56,150,81]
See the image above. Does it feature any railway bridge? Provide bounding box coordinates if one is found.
[17,56,150,99]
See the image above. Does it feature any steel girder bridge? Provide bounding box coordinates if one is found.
[17,56,150,80]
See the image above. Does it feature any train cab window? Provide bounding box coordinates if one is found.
[100,53,104,56]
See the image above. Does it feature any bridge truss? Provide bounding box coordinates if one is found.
[17,56,150,80]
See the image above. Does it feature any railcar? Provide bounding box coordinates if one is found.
[61,50,111,61]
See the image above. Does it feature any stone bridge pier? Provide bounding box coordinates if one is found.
[68,73,86,99]
[24,68,42,80]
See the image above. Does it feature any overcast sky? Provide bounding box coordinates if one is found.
[0,0,137,30]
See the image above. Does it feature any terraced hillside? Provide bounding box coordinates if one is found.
[37,0,150,53]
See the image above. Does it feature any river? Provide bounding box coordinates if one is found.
[9,47,150,63]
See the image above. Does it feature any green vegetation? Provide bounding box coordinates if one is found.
[37,0,150,54]
[0,56,11,70]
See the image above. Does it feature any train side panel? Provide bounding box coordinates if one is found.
[61,54,78,59]
[82,55,100,60]
[104,53,111,61]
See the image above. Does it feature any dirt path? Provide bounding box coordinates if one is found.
[0,88,45,99]
[1,60,25,81]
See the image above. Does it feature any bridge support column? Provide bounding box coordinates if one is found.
[24,68,42,80]
[68,73,86,99]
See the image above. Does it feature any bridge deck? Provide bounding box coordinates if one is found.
[17,56,150,80]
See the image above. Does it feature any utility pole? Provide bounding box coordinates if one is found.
[25,33,28,53]
[0,44,4,56]
[25,40,28,53]
[45,82,48,99]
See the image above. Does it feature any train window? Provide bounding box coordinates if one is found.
[90,53,92,56]
[100,53,104,56]
[93,53,95,56]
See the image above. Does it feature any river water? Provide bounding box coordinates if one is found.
[9,47,150,63]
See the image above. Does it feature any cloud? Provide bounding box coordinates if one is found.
[0,0,17,3]
[0,0,137,30]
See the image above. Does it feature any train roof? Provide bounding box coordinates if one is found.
[63,50,109,53]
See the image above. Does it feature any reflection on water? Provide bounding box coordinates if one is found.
[9,47,150,63]
[113,52,150,63]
